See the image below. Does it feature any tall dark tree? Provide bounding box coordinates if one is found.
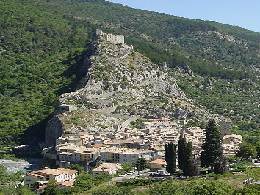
[172,144,177,173]
[178,136,187,171]
[201,119,224,173]
[178,136,198,176]
[214,155,227,174]
[184,142,198,176]
[165,142,176,174]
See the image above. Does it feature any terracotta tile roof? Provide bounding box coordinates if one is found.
[150,158,166,165]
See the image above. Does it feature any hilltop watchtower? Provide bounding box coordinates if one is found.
[96,29,125,44]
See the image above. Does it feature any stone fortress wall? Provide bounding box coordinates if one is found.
[96,29,124,44]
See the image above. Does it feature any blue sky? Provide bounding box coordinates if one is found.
[107,0,260,32]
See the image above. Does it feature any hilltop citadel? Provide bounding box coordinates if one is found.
[44,30,242,169]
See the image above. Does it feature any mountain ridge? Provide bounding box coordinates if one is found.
[108,0,260,33]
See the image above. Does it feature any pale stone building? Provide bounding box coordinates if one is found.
[92,163,122,175]
[100,147,156,163]
[24,168,77,189]
[57,144,100,164]
[149,158,166,171]
[183,127,205,152]
[223,134,242,156]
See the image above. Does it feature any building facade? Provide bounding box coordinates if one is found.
[24,168,77,188]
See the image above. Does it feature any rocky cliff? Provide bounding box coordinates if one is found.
[45,30,228,146]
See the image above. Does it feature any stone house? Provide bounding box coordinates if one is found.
[24,168,77,191]
[149,158,166,171]
[100,147,156,163]
[92,163,122,175]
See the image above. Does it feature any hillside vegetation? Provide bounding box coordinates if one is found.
[0,0,260,148]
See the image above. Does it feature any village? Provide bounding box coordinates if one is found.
[51,117,242,168]
[22,116,242,193]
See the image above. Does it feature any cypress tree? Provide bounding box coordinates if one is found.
[172,143,177,173]
[184,142,198,176]
[201,119,223,171]
[165,143,169,168]
[178,136,198,177]
[214,155,227,174]
[178,136,186,171]
[165,142,176,174]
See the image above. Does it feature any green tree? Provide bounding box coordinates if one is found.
[213,155,227,174]
[201,119,224,173]
[43,179,61,195]
[184,142,198,176]
[135,158,147,173]
[17,186,35,195]
[121,163,133,173]
[235,184,260,195]
[69,164,84,174]
[188,180,234,194]
[150,180,235,195]
[237,142,256,160]
[130,119,145,129]
[165,142,177,174]
[72,172,111,193]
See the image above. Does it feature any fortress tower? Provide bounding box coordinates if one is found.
[96,29,125,44]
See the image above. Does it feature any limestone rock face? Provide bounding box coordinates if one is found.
[45,116,64,146]
[45,30,225,147]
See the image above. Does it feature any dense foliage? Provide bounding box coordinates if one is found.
[0,165,34,194]
[1,165,256,195]
[80,170,260,195]
[0,0,95,148]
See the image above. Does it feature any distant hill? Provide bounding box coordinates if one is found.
[0,0,259,148]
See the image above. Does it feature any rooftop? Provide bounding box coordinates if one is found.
[150,158,166,165]
[93,163,122,172]
[100,147,153,154]
[28,168,77,177]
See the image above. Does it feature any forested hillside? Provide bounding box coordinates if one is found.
[0,0,96,147]
[0,0,259,149]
